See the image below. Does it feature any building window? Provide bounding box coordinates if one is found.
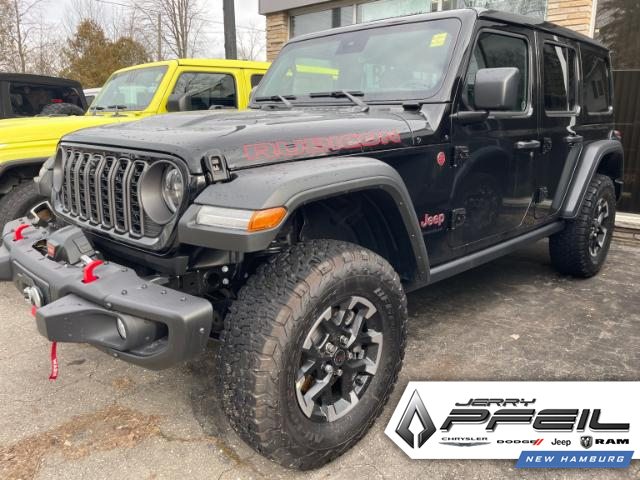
[463,0,547,19]
[290,6,354,38]
[543,43,577,112]
[356,0,431,23]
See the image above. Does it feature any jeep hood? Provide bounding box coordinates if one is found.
[62,107,444,173]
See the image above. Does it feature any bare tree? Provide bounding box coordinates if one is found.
[63,0,106,36]
[0,0,14,71]
[0,0,49,72]
[237,22,266,61]
[30,14,64,76]
[142,0,206,58]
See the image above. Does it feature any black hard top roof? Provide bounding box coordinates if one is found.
[0,73,83,88]
[289,7,607,50]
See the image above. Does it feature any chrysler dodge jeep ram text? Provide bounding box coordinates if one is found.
[0,8,623,470]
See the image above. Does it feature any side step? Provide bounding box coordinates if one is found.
[428,222,565,285]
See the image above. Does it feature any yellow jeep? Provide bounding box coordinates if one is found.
[0,58,269,226]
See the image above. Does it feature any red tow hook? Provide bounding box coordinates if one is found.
[82,259,104,283]
[49,342,58,381]
[31,306,58,380]
[13,223,30,241]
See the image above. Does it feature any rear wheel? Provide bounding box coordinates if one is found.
[218,240,407,469]
[549,174,616,277]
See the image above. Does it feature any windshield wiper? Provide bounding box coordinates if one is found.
[107,104,128,110]
[254,95,295,109]
[308,90,369,112]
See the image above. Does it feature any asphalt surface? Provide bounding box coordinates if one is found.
[1,238,639,479]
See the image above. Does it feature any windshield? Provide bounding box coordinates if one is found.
[255,18,461,103]
[91,66,167,111]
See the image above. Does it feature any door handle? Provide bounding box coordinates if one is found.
[564,134,584,145]
[514,140,541,150]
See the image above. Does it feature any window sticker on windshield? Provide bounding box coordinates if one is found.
[430,33,448,47]
[295,64,340,79]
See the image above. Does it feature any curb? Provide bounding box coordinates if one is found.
[614,213,640,242]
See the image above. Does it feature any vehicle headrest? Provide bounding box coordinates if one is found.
[10,93,24,107]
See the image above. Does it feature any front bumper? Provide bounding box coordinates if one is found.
[0,219,213,369]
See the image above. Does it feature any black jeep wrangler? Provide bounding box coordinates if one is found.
[0,8,623,470]
[0,73,87,118]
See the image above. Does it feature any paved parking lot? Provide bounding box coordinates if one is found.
[1,239,639,480]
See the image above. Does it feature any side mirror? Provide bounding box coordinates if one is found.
[474,67,520,111]
[166,93,193,112]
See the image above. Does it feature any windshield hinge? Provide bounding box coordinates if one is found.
[204,155,230,183]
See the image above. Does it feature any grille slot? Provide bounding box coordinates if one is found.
[128,161,146,236]
[59,147,165,239]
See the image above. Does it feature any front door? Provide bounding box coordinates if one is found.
[449,25,539,251]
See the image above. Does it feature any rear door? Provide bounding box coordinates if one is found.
[534,33,582,220]
[449,24,539,251]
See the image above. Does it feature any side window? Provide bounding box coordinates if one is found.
[543,43,577,112]
[250,74,264,88]
[581,46,611,114]
[463,32,529,112]
[172,72,237,110]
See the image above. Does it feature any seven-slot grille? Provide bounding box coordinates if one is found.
[59,147,158,238]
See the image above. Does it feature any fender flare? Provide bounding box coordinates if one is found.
[559,140,624,219]
[0,157,49,197]
[178,156,430,283]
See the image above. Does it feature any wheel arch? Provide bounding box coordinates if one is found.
[559,140,623,219]
[0,158,47,197]
[290,188,424,286]
[178,156,430,287]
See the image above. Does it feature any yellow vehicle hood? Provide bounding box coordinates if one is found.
[0,114,139,162]
[0,114,138,145]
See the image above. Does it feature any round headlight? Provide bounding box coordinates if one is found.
[161,167,184,213]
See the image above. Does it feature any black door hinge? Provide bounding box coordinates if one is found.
[453,146,470,167]
[450,208,466,230]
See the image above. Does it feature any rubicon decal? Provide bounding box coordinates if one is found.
[384,382,640,463]
[243,129,402,161]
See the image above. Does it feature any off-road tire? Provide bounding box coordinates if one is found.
[39,102,85,116]
[549,174,616,277]
[0,180,44,231]
[218,240,407,470]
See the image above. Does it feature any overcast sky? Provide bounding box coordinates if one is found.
[47,0,266,59]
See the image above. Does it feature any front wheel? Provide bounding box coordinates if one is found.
[0,180,45,231]
[218,240,407,469]
[549,174,616,277]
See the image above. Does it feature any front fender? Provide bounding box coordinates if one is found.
[178,156,429,281]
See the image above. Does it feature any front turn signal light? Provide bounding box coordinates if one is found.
[248,207,287,232]
[196,206,287,232]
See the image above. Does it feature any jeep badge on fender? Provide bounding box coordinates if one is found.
[0,7,622,470]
